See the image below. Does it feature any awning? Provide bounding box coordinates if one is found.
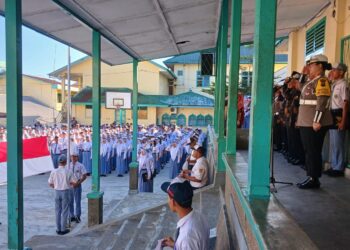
[0,0,330,65]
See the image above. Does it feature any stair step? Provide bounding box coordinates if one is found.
[98,214,142,250]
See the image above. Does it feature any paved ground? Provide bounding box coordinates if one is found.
[0,164,172,249]
[240,150,350,250]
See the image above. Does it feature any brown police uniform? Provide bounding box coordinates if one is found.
[297,75,332,179]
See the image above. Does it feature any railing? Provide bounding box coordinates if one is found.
[207,125,218,184]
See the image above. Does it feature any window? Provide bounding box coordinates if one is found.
[197,115,205,127]
[85,105,92,118]
[138,107,148,119]
[202,76,210,87]
[57,93,62,103]
[177,70,183,76]
[205,115,213,126]
[196,71,203,87]
[162,114,170,125]
[188,114,197,126]
[306,18,326,56]
[241,71,253,87]
[177,114,186,126]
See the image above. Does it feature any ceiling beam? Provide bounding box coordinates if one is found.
[53,0,141,60]
[152,0,180,55]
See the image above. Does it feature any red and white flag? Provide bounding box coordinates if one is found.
[0,136,54,184]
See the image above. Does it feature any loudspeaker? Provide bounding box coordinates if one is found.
[201,53,213,76]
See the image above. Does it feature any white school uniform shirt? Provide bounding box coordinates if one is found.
[82,141,92,151]
[68,161,87,182]
[48,166,76,191]
[175,210,210,250]
[190,156,209,188]
[50,142,62,155]
[59,137,68,150]
[138,155,151,179]
[331,78,349,109]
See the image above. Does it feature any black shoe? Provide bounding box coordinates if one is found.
[76,216,81,223]
[60,229,70,235]
[296,177,310,187]
[86,173,91,176]
[56,230,62,235]
[292,159,300,165]
[323,168,333,175]
[298,178,320,189]
[117,174,123,177]
[70,217,76,222]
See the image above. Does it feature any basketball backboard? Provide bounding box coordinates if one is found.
[106,92,131,109]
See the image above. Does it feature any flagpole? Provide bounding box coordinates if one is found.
[67,46,71,162]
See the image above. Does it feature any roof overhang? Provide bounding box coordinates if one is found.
[0,0,330,65]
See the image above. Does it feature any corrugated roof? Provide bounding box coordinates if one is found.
[72,86,214,107]
[164,47,288,65]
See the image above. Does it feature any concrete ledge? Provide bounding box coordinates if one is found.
[88,195,103,227]
[222,153,318,250]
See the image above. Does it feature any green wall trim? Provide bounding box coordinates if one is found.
[223,154,267,250]
[5,0,24,248]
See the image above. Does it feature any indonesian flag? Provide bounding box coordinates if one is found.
[0,136,54,184]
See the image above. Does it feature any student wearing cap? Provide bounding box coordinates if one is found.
[68,152,87,223]
[296,54,333,189]
[48,154,76,235]
[181,146,208,189]
[160,180,209,249]
[325,63,349,177]
[50,136,62,169]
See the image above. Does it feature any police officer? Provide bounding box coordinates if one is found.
[48,154,76,235]
[296,54,333,189]
[68,152,87,223]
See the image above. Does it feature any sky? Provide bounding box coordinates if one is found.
[0,16,170,78]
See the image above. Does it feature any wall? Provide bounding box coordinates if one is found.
[61,59,170,95]
[173,62,287,94]
[0,76,57,108]
[288,1,350,74]
[157,107,214,126]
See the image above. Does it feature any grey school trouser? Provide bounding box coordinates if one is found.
[55,189,69,231]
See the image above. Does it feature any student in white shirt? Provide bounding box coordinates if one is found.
[160,180,209,250]
[180,146,208,189]
[48,154,76,235]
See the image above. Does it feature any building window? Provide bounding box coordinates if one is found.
[177,70,183,76]
[85,105,92,118]
[305,17,326,56]
[197,114,205,127]
[202,76,210,87]
[57,93,62,103]
[188,114,197,126]
[241,71,253,87]
[177,114,186,126]
[196,71,203,87]
[138,107,148,119]
[162,114,170,125]
[205,115,213,126]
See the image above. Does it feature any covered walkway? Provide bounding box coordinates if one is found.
[0,0,342,249]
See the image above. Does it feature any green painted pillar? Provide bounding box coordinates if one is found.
[248,0,277,199]
[226,0,242,155]
[5,0,23,248]
[129,59,139,192]
[216,0,228,172]
[87,30,104,226]
[214,20,221,134]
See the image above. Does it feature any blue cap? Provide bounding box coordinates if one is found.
[161,180,193,208]
[58,154,67,163]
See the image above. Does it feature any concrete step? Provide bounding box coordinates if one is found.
[25,186,222,250]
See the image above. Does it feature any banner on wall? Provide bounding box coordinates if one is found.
[0,136,54,184]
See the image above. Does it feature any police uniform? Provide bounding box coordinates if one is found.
[296,56,333,188]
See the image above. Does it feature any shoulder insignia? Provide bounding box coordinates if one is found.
[316,78,331,96]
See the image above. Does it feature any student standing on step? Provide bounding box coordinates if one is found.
[160,180,209,250]
[68,152,87,223]
[48,154,76,235]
